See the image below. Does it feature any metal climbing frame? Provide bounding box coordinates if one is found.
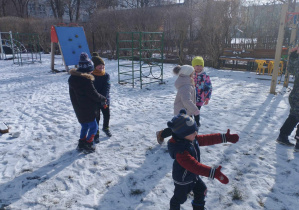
[117,32,164,89]
[12,32,42,65]
[0,31,42,65]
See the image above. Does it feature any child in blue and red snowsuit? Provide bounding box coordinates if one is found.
[68,52,106,152]
[91,53,112,140]
[167,109,239,210]
[192,56,212,127]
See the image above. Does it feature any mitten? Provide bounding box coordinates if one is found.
[222,129,239,143]
[103,104,108,109]
[210,166,229,184]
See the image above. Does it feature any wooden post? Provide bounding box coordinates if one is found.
[51,42,55,71]
[270,3,288,94]
[283,7,299,88]
[57,41,69,73]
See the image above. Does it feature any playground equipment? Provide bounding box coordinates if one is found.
[0,31,42,65]
[267,60,283,76]
[117,32,164,89]
[270,3,299,94]
[51,24,91,72]
[255,60,267,75]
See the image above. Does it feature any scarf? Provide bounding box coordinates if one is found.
[92,69,105,76]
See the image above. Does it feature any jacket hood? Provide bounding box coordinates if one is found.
[69,68,95,81]
[175,75,193,90]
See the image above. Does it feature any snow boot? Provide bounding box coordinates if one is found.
[94,130,100,144]
[84,141,96,153]
[102,127,112,137]
[156,130,164,144]
[294,141,299,152]
[192,201,205,210]
[77,139,86,151]
[276,135,294,146]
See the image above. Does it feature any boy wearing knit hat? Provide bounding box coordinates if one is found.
[167,109,239,210]
[68,52,106,152]
[91,52,112,140]
[192,56,212,127]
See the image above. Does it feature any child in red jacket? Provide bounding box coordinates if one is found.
[167,109,239,210]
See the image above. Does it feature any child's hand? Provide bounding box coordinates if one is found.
[214,166,229,184]
[204,100,209,105]
[225,129,239,143]
[103,104,108,109]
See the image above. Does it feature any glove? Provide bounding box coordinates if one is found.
[210,166,229,184]
[103,104,108,109]
[222,129,239,143]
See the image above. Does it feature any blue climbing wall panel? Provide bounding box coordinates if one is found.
[55,26,91,66]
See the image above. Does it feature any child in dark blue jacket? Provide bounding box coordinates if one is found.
[68,52,106,152]
[167,109,239,210]
[91,53,112,141]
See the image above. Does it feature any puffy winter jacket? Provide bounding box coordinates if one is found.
[174,75,198,116]
[288,51,299,119]
[194,71,212,106]
[68,69,106,123]
[92,73,111,106]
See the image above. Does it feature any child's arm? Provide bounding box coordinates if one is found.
[102,74,111,108]
[180,86,199,115]
[85,80,106,104]
[203,75,212,104]
[176,151,229,184]
[104,74,111,98]
[196,129,239,146]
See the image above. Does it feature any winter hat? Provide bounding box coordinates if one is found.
[173,65,194,76]
[78,52,94,73]
[192,56,204,67]
[91,52,105,67]
[167,109,198,139]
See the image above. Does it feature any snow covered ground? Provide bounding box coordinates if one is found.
[0,54,298,210]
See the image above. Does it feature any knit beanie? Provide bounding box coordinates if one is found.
[192,56,204,67]
[91,52,105,67]
[167,109,198,139]
[78,52,94,73]
[173,65,194,76]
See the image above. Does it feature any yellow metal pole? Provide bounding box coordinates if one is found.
[270,3,288,94]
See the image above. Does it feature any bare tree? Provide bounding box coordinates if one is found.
[11,0,29,18]
[196,0,241,67]
[64,0,80,22]
[49,0,66,21]
[0,0,9,17]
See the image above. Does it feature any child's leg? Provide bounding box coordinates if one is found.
[194,106,201,127]
[95,108,101,132]
[86,119,98,142]
[161,127,172,138]
[80,122,89,139]
[279,114,298,138]
[170,183,193,210]
[192,178,207,209]
[101,106,110,129]
[295,124,299,151]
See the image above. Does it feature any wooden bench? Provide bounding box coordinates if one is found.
[219,48,288,71]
